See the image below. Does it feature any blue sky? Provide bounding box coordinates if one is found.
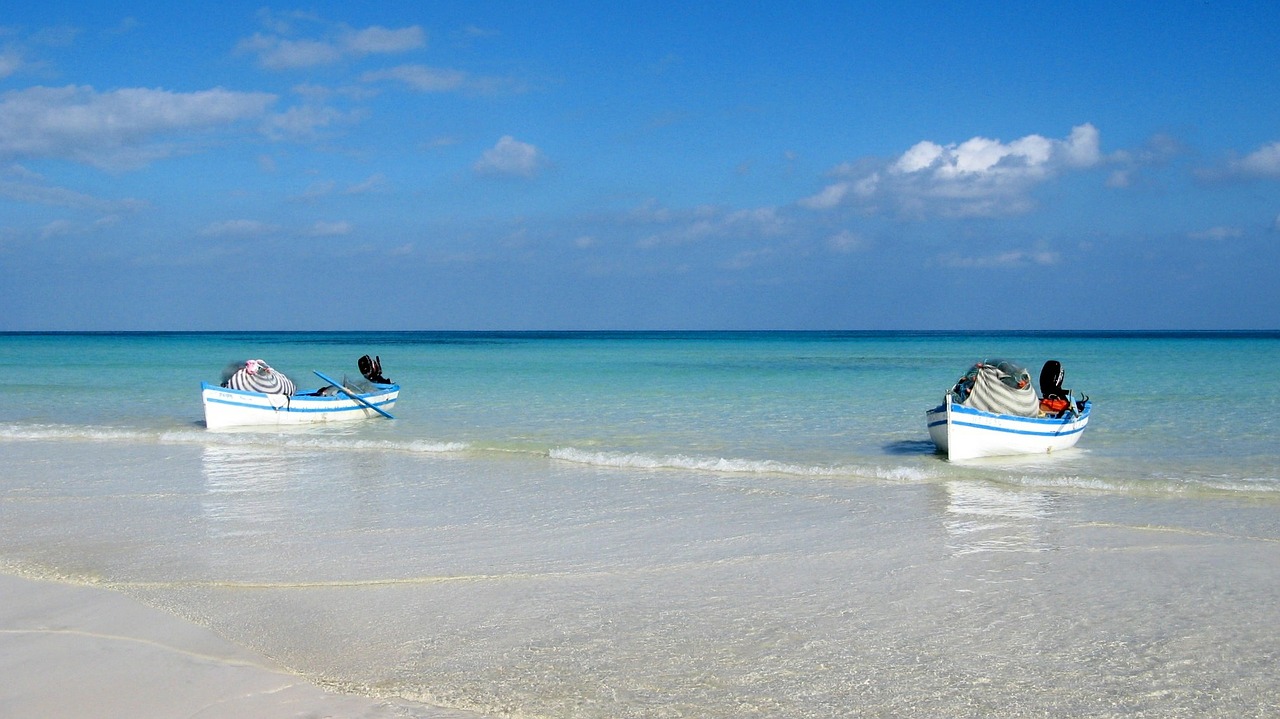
[1,2,1277,330]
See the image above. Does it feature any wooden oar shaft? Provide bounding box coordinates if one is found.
[313,371,394,419]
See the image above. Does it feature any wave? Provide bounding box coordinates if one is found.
[6,421,1275,497]
[0,422,469,455]
[548,446,936,482]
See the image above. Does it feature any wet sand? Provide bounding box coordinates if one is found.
[0,573,453,719]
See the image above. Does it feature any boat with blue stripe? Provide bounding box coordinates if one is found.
[202,355,398,429]
[925,359,1091,460]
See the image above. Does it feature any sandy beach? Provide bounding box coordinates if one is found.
[0,573,453,719]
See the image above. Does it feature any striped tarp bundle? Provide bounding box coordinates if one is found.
[224,359,296,396]
[962,362,1039,417]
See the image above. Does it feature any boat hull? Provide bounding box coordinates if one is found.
[926,395,1090,460]
[202,382,399,429]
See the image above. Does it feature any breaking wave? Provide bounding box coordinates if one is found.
[548,446,935,482]
[0,422,469,455]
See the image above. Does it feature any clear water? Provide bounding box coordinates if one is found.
[2,332,1278,717]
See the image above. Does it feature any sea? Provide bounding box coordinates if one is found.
[1,331,1278,718]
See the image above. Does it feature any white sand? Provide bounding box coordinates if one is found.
[0,573,448,719]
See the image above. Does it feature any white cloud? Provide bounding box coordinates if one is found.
[798,182,849,210]
[827,229,864,253]
[344,26,426,54]
[262,104,365,142]
[40,219,78,239]
[937,249,1060,269]
[0,164,143,211]
[0,85,276,169]
[238,22,425,70]
[0,50,23,79]
[199,219,278,237]
[804,123,1103,217]
[474,135,546,178]
[345,174,388,194]
[290,180,337,203]
[1227,141,1280,178]
[638,206,785,248]
[307,220,352,236]
[361,63,518,95]
[239,36,341,70]
[721,247,775,271]
[361,64,468,92]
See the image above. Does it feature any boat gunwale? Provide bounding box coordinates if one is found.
[200,380,399,401]
[928,399,1090,427]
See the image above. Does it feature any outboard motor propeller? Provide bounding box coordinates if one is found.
[358,354,392,384]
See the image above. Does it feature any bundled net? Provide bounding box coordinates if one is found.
[949,360,1039,417]
[221,359,296,396]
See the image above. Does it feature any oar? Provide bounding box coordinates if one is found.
[313,371,394,419]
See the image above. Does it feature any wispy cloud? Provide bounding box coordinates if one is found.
[261,103,366,142]
[199,219,279,237]
[1223,141,1280,179]
[0,50,23,79]
[361,64,467,91]
[306,220,353,236]
[826,229,865,254]
[803,124,1103,217]
[935,249,1061,269]
[345,173,388,194]
[0,85,276,170]
[474,135,547,178]
[237,15,425,70]
[0,164,144,212]
[637,205,786,249]
[1188,226,1244,241]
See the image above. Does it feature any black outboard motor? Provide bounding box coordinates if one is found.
[358,355,392,384]
[1039,360,1069,400]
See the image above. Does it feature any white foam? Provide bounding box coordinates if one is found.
[548,446,934,482]
[1,421,468,455]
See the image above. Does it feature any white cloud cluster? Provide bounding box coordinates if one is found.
[474,136,546,178]
[1226,141,1280,178]
[803,124,1102,217]
[238,22,425,70]
[0,85,276,169]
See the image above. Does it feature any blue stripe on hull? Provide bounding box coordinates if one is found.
[950,418,1086,438]
[926,399,1091,459]
[203,395,396,414]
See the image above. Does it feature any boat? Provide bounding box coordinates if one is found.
[925,359,1091,460]
[202,355,398,429]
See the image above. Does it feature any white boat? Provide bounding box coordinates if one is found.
[202,355,398,429]
[202,380,399,429]
[926,394,1090,460]
[925,359,1091,460]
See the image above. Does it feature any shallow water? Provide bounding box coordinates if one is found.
[2,332,1278,717]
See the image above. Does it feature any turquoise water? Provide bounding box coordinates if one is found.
[3,331,1278,492]
[2,332,1279,717]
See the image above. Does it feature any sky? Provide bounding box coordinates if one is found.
[1,1,1278,331]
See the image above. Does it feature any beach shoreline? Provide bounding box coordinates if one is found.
[0,572,456,719]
